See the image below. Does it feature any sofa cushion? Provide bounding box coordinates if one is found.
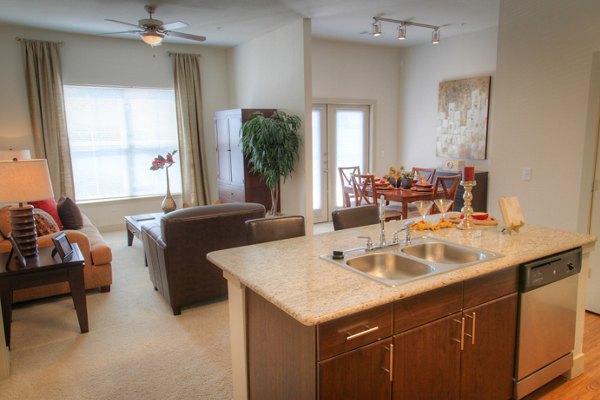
[30,199,63,229]
[0,206,10,239]
[33,208,60,236]
[57,196,83,230]
[79,214,112,265]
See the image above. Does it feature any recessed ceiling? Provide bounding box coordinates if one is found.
[0,0,499,47]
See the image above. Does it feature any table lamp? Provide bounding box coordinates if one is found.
[0,159,54,257]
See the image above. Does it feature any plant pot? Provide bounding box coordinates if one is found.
[400,178,412,189]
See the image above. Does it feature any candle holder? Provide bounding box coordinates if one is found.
[457,180,477,230]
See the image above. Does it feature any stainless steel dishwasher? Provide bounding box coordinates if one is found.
[514,247,581,399]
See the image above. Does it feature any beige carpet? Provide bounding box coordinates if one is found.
[0,231,233,399]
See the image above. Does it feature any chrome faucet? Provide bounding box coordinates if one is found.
[392,221,415,245]
[378,195,386,248]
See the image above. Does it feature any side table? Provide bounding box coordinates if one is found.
[0,244,88,348]
[124,213,163,246]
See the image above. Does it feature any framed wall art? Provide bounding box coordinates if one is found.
[436,76,491,160]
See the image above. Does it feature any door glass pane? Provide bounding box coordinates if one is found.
[312,109,322,210]
[335,110,365,207]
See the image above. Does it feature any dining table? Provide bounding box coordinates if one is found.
[369,186,442,219]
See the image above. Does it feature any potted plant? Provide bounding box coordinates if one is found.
[240,110,302,215]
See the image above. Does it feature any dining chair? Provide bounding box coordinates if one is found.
[350,173,402,221]
[338,166,361,208]
[245,215,306,245]
[331,205,379,231]
[431,174,461,214]
[412,167,437,185]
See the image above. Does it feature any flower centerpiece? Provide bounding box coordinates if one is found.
[150,150,177,213]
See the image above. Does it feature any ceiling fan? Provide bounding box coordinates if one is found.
[102,5,206,47]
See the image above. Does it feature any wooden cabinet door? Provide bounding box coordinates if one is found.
[460,293,517,400]
[215,117,232,182]
[393,313,462,400]
[319,338,392,400]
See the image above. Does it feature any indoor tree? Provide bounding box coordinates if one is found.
[240,110,302,215]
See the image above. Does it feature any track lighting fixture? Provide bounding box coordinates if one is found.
[371,16,442,44]
[398,24,406,40]
[432,28,440,44]
[372,19,381,37]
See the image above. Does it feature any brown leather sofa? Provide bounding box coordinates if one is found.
[141,202,265,315]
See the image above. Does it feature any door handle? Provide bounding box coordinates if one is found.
[465,312,476,345]
[452,317,465,351]
[382,343,394,382]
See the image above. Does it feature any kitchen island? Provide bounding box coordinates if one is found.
[207,221,596,399]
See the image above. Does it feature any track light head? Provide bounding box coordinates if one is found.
[432,28,440,44]
[398,24,406,40]
[372,19,381,37]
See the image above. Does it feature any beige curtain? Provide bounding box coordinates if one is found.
[21,38,74,199]
[172,53,210,207]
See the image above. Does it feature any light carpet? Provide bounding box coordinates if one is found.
[0,231,233,399]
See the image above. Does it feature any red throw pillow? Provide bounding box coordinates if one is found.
[29,198,63,230]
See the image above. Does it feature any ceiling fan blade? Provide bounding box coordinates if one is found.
[105,19,141,29]
[161,21,188,30]
[165,31,206,42]
[97,30,143,36]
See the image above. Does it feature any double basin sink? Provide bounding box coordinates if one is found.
[321,237,502,287]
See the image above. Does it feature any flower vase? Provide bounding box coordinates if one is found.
[161,168,176,213]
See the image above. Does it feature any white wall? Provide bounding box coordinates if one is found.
[0,23,230,230]
[312,39,403,173]
[491,0,600,231]
[398,27,498,171]
[228,19,312,221]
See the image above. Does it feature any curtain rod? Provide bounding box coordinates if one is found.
[168,52,201,57]
[16,37,64,45]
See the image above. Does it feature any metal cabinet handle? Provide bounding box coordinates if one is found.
[465,312,476,345]
[452,317,465,351]
[345,325,379,341]
[382,343,394,382]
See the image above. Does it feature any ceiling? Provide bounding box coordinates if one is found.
[0,0,500,47]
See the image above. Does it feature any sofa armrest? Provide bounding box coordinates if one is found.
[38,230,93,268]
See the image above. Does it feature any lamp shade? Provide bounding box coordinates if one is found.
[141,32,164,46]
[0,159,54,203]
[0,149,31,161]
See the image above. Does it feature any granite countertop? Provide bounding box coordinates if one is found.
[207,221,596,326]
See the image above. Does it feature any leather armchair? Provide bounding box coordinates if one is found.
[142,202,265,315]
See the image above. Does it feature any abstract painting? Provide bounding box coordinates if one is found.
[436,76,491,160]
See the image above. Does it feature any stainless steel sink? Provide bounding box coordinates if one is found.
[346,253,433,282]
[321,237,502,287]
[401,241,492,265]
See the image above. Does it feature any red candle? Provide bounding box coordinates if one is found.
[462,166,475,181]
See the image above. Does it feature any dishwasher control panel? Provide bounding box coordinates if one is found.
[520,247,581,292]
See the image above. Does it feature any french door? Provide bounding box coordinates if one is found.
[312,103,370,222]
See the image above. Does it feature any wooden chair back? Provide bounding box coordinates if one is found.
[412,167,437,185]
[338,166,361,207]
[432,175,460,213]
[350,173,379,206]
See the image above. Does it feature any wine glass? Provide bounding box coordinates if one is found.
[434,199,454,220]
[413,200,432,221]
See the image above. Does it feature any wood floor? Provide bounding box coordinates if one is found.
[524,311,600,399]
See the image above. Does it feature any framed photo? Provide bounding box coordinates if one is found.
[52,232,73,261]
[8,233,26,267]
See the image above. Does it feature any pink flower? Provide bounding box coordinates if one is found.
[150,150,177,171]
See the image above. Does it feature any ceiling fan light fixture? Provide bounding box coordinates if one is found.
[141,31,164,46]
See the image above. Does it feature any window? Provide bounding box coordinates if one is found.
[64,86,181,201]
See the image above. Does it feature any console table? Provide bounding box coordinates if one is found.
[124,213,163,246]
[0,244,88,348]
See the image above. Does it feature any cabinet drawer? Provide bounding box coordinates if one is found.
[394,283,462,334]
[218,184,245,203]
[463,266,518,309]
[318,303,393,361]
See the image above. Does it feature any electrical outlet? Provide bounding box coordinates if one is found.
[521,167,531,181]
